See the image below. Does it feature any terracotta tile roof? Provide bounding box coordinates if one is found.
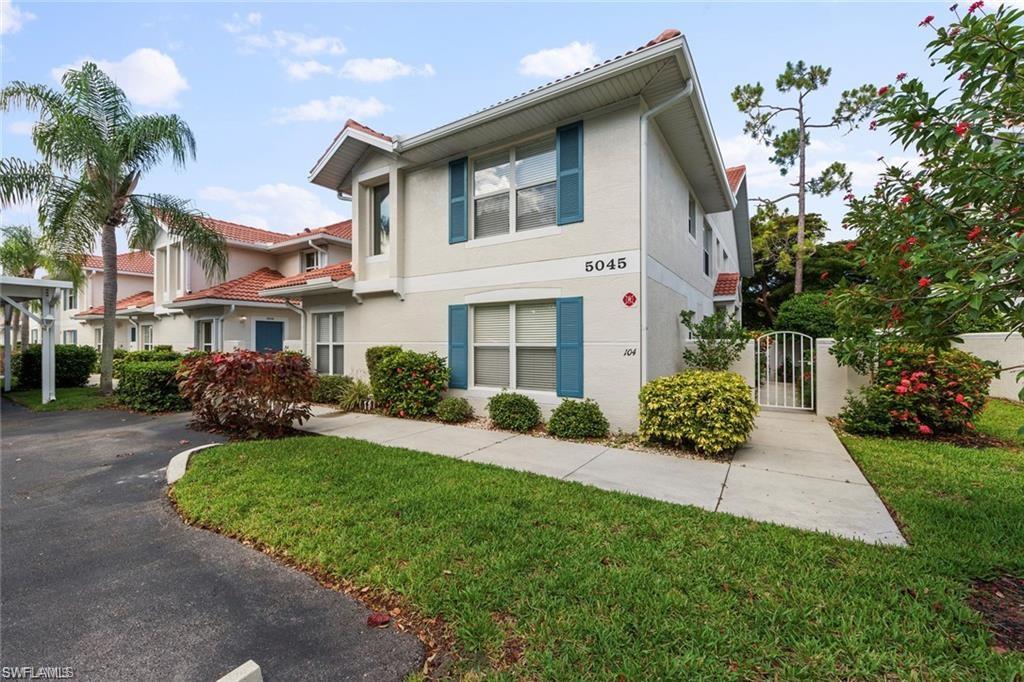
[714,272,741,297]
[725,165,746,194]
[200,217,294,245]
[263,261,354,290]
[83,251,154,274]
[174,267,292,304]
[76,291,154,317]
[289,219,352,242]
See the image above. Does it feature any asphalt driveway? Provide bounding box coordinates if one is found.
[0,401,423,681]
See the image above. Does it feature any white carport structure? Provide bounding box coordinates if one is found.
[1,276,74,404]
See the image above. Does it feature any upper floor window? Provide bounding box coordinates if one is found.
[688,197,697,238]
[63,330,77,345]
[372,183,390,256]
[63,288,77,310]
[303,250,322,272]
[703,223,713,277]
[473,138,556,239]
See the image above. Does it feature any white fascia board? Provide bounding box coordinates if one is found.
[260,276,354,298]
[309,128,394,183]
[266,234,352,252]
[396,38,683,154]
[172,298,291,310]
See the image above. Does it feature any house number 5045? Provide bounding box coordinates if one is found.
[584,257,628,273]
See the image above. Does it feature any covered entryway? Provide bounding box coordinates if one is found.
[754,331,815,411]
[1,276,74,404]
[253,320,285,352]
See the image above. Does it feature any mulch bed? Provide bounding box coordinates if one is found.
[967,574,1024,652]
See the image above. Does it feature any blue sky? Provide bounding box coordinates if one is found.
[1,1,974,247]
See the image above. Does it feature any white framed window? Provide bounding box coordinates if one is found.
[472,301,556,392]
[63,330,77,345]
[129,325,137,346]
[30,329,38,344]
[142,324,153,351]
[194,319,214,352]
[372,183,390,256]
[313,312,344,374]
[688,197,697,238]
[302,250,322,272]
[63,288,77,310]
[93,328,102,349]
[703,222,713,277]
[472,137,556,240]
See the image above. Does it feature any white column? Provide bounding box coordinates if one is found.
[3,303,11,392]
[41,289,54,404]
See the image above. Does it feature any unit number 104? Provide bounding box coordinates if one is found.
[584,257,628,273]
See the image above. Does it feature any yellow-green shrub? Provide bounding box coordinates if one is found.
[639,370,758,456]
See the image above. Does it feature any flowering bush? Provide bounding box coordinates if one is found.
[176,350,316,439]
[365,345,402,378]
[639,371,758,457]
[372,350,449,418]
[840,346,992,436]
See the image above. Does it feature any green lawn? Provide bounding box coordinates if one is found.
[977,398,1024,446]
[173,402,1024,679]
[4,386,115,411]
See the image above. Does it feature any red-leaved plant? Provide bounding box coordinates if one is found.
[176,350,317,439]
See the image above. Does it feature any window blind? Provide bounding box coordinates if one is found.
[516,348,556,391]
[515,302,556,344]
[474,347,510,387]
[474,305,509,343]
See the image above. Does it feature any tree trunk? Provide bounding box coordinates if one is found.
[794,101,807,295]
[11,309,21,351]
[98,223,118,395]
[20,305,30,350]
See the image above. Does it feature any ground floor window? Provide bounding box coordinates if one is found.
[195,319,214,352]
[313,312,344,374]
[93,327,102,350]
[142,325,153,351]
[473,301,556,392]
[129,326,137,346]
[63,330,77,345]
[30,329,38,344]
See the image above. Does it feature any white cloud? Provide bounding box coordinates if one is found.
[272,95,389,124]
[52,48,188,108]
[222,11,261,34]
[338,57,435,82]
[198,183,346,230]
[239,29,345,56]
[284,59,334,81]
[1,0,35,35]
[6,120,33,135]
[519,41,598,78]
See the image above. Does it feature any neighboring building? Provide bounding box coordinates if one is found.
[261,28,753,430]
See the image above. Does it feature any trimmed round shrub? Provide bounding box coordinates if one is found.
[339,378,373,413]
[17,343,97,389]
[117,360,188,413]
[841,345,992,436]
[366,345,402,378]
[774,292,837,339]
[639,370,758,456]
[547,398,609,439]
[487,392,541,432]
[373,350,449,418]
[177,350,317,439]
[435,396,474,423]
[113,348,182,379]
[312,374,354,404]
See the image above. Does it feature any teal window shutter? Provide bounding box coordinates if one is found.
[449,158,468,243]
[556,297,583,397]
[556,121,583,225]
[448,304,468,389]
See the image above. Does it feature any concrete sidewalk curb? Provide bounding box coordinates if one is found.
[217,660,262,682]
[166,443,220,485]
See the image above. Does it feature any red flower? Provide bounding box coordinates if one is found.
[886,359,894,366]
[918,424,933,435]
[967,225,983,241]
[869,120,878,131]
[845,241,857,252]
[843,192,855,201]
[955,393,968,405]
[890,306,904,322]
[900,195,912,204]
[958,70,970,81]
[819,271,829,281]
[895,385,909,395]
[878,86,890,96]
[905,236,917,246]
[968,0,983,13]
[954,121,971,136]
[918,277,931,288]
[913,120,924,129]
[966,421,975,430]
[919,15,935,26]
[896,72,907,81]
[899,258,911,270]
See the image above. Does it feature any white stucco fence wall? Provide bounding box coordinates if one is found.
[685,332,1022,418]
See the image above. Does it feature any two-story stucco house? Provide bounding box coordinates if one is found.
[259,28,753,430]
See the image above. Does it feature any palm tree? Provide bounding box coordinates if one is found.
[0,225,85,351]
[0,63,227,394]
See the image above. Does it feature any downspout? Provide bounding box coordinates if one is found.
[306,239,328,268]
[285,302,306,356]
[639,78,693,386]
[216,304,235,351]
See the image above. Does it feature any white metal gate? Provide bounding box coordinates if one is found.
[754,331,815,411]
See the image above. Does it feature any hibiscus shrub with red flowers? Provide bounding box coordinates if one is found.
[176,350,317,439]
[840,345,993,437]
[370,349,450,419]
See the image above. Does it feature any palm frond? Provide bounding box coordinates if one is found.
[60,62,131,140]
[117,114,196,173]
[0,158,52,207]
[0,81,67,119]
[127,194,227,278]
[37,176,99,258]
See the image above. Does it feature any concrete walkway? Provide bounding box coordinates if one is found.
[303,407,906,547]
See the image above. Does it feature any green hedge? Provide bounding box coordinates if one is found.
[547,399,609,439]
[117,360,188,413]
[112,348,182,378]
[774,293,837,339]
[487,392,541,432]
[17,344,97,389]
